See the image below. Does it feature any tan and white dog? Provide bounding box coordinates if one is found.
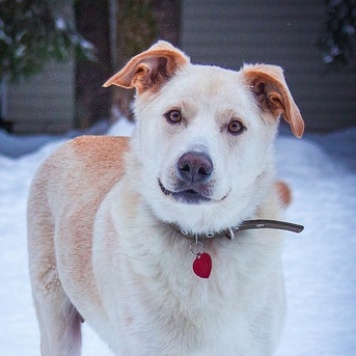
[27,41,304,356]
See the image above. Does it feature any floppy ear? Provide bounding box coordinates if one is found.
[241,64,304,138]
[103,41,190,94]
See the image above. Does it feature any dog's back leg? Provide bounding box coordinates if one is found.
[28,184,82,356]
[29,228,82,355]
[33,289,82,356]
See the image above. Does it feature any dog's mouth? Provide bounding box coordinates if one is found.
[159,179,211,205]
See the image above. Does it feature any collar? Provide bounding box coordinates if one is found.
[166,219,304,241]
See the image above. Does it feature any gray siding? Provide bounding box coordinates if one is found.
[6,59,75,134]
[182,0,356,132]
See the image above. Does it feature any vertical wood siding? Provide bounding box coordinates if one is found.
[182,0,356,132]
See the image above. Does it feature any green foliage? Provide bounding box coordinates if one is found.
[0,0,95,82]
[318,0,356,70]
[117,0,157,58]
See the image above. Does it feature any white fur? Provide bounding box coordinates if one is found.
[27,41,303,355]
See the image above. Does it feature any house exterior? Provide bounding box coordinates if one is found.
[5,60,75,134]
[4,0,356,134]
[181,0,356,132]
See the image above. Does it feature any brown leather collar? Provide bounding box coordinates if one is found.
[166,219,304,241]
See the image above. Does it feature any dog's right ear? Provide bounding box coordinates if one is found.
[103,41,190,94]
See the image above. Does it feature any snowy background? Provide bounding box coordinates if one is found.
[0,119,355,355]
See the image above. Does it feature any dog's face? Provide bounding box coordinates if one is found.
[104,41,304,233]
[133,66,278,231]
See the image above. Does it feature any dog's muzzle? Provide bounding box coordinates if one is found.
[159,151,214,205]
[177,151,213,185]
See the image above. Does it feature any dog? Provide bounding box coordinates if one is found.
[27,41,304,355]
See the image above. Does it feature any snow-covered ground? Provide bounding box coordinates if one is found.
[0,119,355,355]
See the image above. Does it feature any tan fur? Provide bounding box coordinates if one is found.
[275,181,292,207]
[242,65,304,138]
[28,41,304,356]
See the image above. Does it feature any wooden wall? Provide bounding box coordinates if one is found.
[182,0,356,132]
[6,60,75,134]
[5,0,356,134]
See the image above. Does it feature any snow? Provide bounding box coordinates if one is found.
[0,119,355,355]
[275,132,356,356]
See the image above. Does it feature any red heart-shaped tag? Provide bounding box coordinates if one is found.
[192,252,212,279]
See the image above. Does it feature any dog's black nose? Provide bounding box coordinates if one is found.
[177,152,213,184]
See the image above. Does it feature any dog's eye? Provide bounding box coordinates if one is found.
[165,109,182,124]
[227,120,245,135]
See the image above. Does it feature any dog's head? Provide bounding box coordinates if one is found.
[104,41,304,233]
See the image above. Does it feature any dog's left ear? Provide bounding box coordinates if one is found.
[241,64,304,138]
[103,41,190,93]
